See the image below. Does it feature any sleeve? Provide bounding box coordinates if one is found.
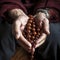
[34,0,60,11]
[0,0,27,18]
[34,0,60,22]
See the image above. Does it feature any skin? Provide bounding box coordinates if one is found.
[9,8,50,53]
[12,15,32,52]
[35,12,50,48]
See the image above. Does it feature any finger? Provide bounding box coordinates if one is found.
[20,16,29,31]
[34,16,43,30]
[36,33,47,44]
[19,33,32,50]
[12,20,21,39]
[21,15,29,26]
[43,18,50,34]
[20,25,25,31]
[35,39,45,48]
[18,40,31,53]
[31,47,35,55]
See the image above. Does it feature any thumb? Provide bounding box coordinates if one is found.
[43,18,50,35]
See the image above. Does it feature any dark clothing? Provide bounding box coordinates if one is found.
[0,0,60,22]
[0,0,60,14]
[0,19,15,60]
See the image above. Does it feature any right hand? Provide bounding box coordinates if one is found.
[12,15,32,52]
[34,12,50,48]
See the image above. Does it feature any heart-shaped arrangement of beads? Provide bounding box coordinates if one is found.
[23,15,42,60]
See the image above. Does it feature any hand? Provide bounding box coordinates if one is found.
[35,12,50,34]
[34,12,50,48]
[12,15,32,52]
[35,33,47,48]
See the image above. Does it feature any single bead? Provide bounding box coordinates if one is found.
[32,36,35,39]
[32,21,35,24]
[37,33,40,36]
[27,26,32,30]
[29,15,34,20]
[33,32,37,35]
[28,20,33,23]
[27,30,31,33]
[32,28,36,31]
[32,24,35,27]
[27,23,31,26]
[37,28,40,31]
[28,34,31,38]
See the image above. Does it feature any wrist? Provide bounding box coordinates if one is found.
[36,8,50,19]
[8,9,26,19]
[36,8,60,22]
[5,9,27,24]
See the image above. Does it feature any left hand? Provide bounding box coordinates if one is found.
[12,15,32,52]
[34,12,50,48]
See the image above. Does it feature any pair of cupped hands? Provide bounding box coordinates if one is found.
[12,10,50,53]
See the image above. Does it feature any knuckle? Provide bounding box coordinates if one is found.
[28,45,31,50]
